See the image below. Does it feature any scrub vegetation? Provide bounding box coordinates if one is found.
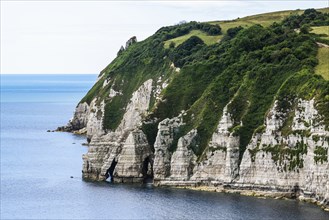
[80,8,329,162]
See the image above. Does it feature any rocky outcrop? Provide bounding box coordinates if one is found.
[152,98,328,209]
[115,130,153,182]
[116,36,138,57]
[152,103,240,185]
[237,99,328,208]
[153,114,185,180]
[125,36,137,49]
[117,46,125,56]
[82,79,154,182]
[57,102,90,134]
[191,104,240,183]
[116,79,153,134]
[56,98,105,138]
[170,129,198,180]
[85,99,105,138]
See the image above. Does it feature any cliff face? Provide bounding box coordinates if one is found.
[62,9,329,209]
[81,79,154,181]
[237,99,328,205]
[72,83,328,208]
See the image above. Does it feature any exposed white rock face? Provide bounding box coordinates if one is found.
[191,103,239,183]
[238,99,328,207]
[68,102,90,131]
[115,130,153,180]
[154,77,169,101]
[151,98,328,208]
[292,99,326,134]
[102,78,110,88]
[170,129,198,180]
[116,79,153,133]
[154,103,240,185]
[108,88,122,98]
[76,77,328,209]
[85,99,105,138]
[82,79,154,182]
[162,81,169,89]
[82,133,120,180]
[153,115,184,180]
[170,62,180,72]
[265,100,287,134]
[59,99,105,137]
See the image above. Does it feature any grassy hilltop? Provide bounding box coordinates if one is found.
[80,8,329,162]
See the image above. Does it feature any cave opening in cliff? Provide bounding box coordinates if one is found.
[142,156,153,183]
[106,158,117,182]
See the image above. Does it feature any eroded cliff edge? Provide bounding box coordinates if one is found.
[60,9,329,210]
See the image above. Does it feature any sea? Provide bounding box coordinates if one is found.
[1,74,329,219]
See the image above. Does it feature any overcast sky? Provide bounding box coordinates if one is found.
[1,1,328,74]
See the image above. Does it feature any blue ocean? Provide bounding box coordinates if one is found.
[1,74,328,219]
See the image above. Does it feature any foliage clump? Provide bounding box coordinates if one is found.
[263,141,308,171]
[283,8,329,28]
[79,9,329,163]
[314,146,328,164]
[156,21,222,41]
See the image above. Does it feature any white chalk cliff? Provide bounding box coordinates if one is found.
[65,74,328,210]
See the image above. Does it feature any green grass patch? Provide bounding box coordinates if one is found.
[209,9,304,34]
[315,47,329,80]
[164,30,221,48]
[210,8,329,34]
[311,25,329,40]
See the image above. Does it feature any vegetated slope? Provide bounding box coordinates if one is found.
[164,30,222,48]
[311,25,329,40]
[316,47,329,80]
[80,8,329,163]
[211,7,329,33]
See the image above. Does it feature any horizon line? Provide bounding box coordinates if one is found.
[0,73,99,75]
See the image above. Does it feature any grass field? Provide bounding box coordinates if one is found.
[315,47,329,80]
[164,30,222,48]
[209,9,303,33]
[164,8,295,48]
[164,8,329,48]
[311,26,329,40]
[211,8,329,34]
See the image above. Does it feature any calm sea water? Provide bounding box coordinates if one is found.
[1,74,328,219]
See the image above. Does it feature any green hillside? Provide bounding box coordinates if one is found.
[164,30,221,48]
[316,47,329,80]
[80,8,329,162]
[311,25,329,40]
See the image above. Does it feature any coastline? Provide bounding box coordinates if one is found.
[59,129,329,212]
[160,184,329,212]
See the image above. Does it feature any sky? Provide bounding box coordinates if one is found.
[1,1,328,74]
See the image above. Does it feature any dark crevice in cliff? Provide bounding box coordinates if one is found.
[142,156,153,183]
[106,158,118,182]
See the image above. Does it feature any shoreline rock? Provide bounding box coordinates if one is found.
[156,183,329,211]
